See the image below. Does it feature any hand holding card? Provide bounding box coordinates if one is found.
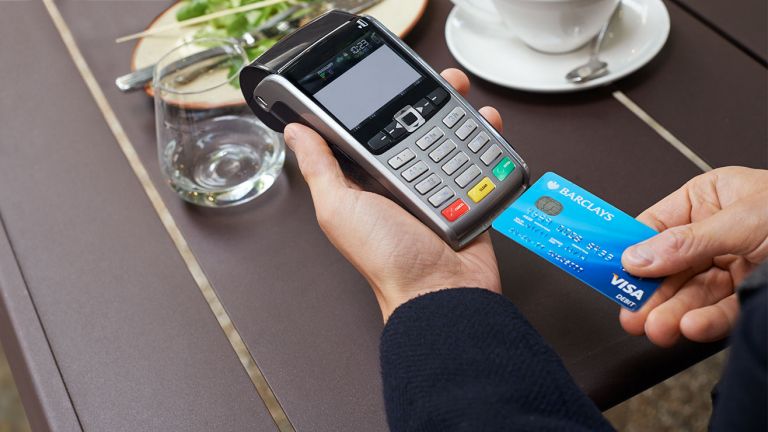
[494,168,768,347]
[618,167,768,347]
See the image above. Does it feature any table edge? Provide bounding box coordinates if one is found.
[0,212,82,432]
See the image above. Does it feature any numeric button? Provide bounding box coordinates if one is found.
[455,119,478,141]
[468,132,490,153]
[416,127,444,150]
[443,107,465,128]
[455,164,481,188]
[415,173,441,194]
[480,144,502,165]
[442,151,469,175]
[388,148,415,169]
[401,161,428,182]
[428,186,455,207]
[429,139,456,162]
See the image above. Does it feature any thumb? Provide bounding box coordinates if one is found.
[284,123,348,198]
[622,194,768,277]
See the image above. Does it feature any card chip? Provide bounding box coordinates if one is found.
[536,196,563,216]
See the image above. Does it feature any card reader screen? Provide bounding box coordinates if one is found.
[289,31,423,130]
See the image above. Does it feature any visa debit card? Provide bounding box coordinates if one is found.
[492,172,661,311]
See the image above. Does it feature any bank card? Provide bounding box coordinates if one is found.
[492,172,661,311]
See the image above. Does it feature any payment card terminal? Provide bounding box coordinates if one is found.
[240,11,529,249]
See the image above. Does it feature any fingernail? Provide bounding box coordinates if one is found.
[625,243,654,267]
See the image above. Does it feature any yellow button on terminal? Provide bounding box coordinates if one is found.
[468,177,496,203]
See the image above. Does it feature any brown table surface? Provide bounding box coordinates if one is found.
[672,0,767,64]
[1,0,765,431]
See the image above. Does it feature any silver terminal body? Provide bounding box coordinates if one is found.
[240,11,529,249]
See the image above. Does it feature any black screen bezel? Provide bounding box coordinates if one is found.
[283,18,443,155]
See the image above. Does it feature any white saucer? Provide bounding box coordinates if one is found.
[445,0,670,93]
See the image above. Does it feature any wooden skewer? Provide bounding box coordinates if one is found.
[115,0,295,43]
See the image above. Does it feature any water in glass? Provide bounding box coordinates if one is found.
[154,38,284,207]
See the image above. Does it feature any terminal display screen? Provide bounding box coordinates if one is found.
[287,28,425,131]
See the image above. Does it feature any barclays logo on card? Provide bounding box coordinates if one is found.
[556,186,615,222]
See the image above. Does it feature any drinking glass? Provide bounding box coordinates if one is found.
[154,38,284,207]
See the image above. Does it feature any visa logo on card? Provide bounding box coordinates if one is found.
[492,172,661,311]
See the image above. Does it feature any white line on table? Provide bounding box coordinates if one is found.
[41,1,295,430]
[613,90,714,172]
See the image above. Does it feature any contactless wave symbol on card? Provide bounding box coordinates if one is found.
[546,180,560,190]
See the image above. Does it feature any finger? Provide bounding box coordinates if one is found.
[680,294,739,342]
[643,267,734,347]
[440,68,470,97]
[284,123,348,199]
[479,106,503,133]
[633,170,719,232]
[619,270,692,335]
[622,192,768,277]
[713,254,755,288]
[680,294,739,343]
[635,186,692,232]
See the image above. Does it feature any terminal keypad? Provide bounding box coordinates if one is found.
[381,90,516,222]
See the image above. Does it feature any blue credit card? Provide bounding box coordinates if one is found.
[492,172,661,311]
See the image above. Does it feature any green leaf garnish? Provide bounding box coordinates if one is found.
[176,0,314,88]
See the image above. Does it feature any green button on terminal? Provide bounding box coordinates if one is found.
[492,157,515,181]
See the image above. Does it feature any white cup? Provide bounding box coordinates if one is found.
[451,0,619,54]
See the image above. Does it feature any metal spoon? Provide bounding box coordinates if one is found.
[565,0,622,84]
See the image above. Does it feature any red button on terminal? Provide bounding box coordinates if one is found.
[441,199,470,222]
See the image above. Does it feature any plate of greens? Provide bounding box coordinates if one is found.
[131,0,428,108]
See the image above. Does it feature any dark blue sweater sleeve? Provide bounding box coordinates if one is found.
[380,288,614,432]
[710,263,767,432]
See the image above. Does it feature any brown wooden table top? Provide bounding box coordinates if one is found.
[1,0,765,431]
[672,0,767,64]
